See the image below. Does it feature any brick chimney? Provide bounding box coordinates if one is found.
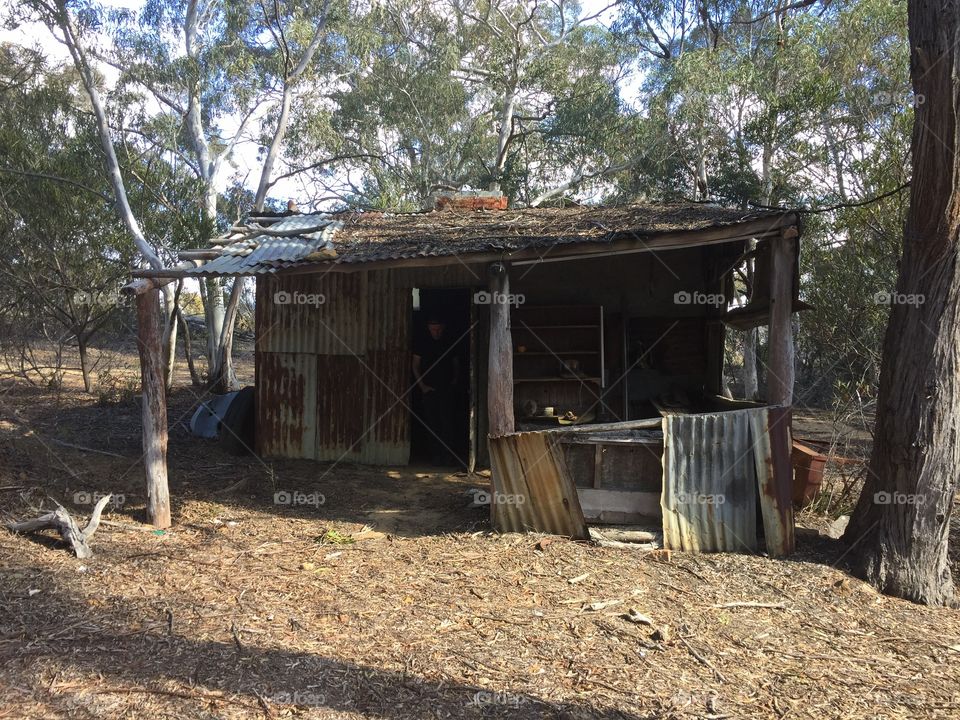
[432,190,508,211]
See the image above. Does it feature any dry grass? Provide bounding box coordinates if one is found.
[1,344,959,719]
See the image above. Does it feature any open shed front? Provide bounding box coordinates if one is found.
[128,202,802,548]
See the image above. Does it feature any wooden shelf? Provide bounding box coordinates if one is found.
[511,324,600,330]
[514,377,602,383]
[510,305,605,406]
[514,351,599,356]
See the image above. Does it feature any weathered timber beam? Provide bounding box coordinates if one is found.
[487,262,514,439]
[124,261,201,291]
[768,226,798,406]
[178,249,221,260]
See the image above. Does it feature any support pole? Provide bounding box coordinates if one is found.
[768,227,798,406]
[487,263,514,438]
[136,288,171,528]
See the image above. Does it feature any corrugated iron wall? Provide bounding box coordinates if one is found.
[363,271,412,464]
[255,351,317,459]
[661,410,759,553]
[256,270,411,464]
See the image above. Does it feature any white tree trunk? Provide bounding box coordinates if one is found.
[161,284,178,390]
[743,328,759,400]
[53,1,161,271]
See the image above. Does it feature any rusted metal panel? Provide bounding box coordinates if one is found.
[258,273,365,355]
[361,350,410,464]
[358,270,410,464]
[315,355,366,462]
[489,431,589,539]
[661,410,759,553]
[255,270,412,464]
[750,406,795,556]
[255,351,316,459]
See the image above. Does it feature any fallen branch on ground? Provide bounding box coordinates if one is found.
[6,494,113,558]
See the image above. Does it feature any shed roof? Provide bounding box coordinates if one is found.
[137,203,799,278]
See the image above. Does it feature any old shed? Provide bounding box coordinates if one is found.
[130,199,802,552]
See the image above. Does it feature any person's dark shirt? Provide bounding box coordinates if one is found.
[414,333,456,388]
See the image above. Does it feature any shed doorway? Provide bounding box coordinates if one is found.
[410,288,472,467]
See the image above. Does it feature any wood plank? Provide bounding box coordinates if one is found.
[593,444,603,488]
[577,488,661,523]
[751,407,796,556]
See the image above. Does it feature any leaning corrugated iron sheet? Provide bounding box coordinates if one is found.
[661,407,795,556]
[489,430,589,540]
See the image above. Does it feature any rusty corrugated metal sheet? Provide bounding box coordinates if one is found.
[489,431,589,539]
[750,406,795,556]
[315,355,366,462]
[661,409,759,553]
[188,214,341,276]
[255,269,411,464]
[258,273,365,355]
[361,270,410,465]
[255,351,316,459]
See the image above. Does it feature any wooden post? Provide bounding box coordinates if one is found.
[487,263,514,438]
[468,298,478,473]
[136,288,171,528]
[768,227,798,406]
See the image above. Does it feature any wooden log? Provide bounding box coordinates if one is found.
[122,262,200,295]
[178,249,221,260]
[487,263,514,438]
[768,227,797,406]
[7,495,114,559]
[136,289,171,528]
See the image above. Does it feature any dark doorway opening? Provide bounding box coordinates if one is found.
[410,288,472,467]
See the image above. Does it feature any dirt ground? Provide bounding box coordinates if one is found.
[1,345,959,719]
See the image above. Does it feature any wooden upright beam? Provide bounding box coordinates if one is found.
[768,226,798,406]
[136,289,171,528]
[487,263,515,438]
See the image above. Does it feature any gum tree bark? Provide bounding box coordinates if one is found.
[844,0,960,605]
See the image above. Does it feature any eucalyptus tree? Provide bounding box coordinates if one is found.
[0,47,137,392]
[618,0,912,402]
[108,0,337,391]
[292,0,630,208]
[842,0,960,605]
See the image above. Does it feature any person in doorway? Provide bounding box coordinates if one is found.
[412,314,460,465]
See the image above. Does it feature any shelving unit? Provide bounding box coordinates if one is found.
[510,305,604,421]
